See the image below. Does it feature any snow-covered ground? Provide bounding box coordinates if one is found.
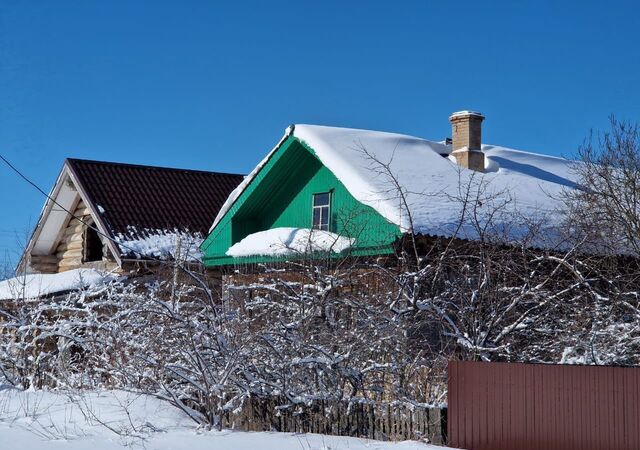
[0,388,451,450]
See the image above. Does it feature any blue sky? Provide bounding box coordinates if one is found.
[1,1,639,267]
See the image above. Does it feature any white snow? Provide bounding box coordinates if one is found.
[0,388,448,450]
[449,110,483,118]
[294,125,576,237]
[0,269,116,300]
[115,228,203,262]
[211,124,578,243]
[226,227,354,257]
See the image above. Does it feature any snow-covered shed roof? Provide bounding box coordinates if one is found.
[20,159,244,270]
[66,159,244,260]
[67,159,243,243]
[212,124,578,242]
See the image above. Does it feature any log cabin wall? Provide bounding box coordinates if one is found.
[53,200,117,273]
[27,200,88,274]
[28,255,59,274]
[55,200,90,272]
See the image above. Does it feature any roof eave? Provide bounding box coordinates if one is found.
[64,159,123,266]
[16,161,72,273]
[202,125,296,250]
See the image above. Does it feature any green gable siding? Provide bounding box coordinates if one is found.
[201,137,401,266]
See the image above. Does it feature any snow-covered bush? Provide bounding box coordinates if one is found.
[1,233,639,426]
[562,116,640,256]
[2,124,640,425]
[223,262,449,406]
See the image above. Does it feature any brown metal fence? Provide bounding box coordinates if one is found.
[448,360,640,450]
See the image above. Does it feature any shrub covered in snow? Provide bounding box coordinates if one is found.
[1,229,639,430]
[1,118,640,434]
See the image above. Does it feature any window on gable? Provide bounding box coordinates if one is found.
[83,221,104,262]
[312,192,331,231]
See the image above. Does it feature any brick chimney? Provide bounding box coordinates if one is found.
[449,110,485,171]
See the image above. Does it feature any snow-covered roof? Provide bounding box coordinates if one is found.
[226,227,354,258]
[19,159,244,272]
[0,269,117,300]
[212,124,577,242]
[115,228,204,261]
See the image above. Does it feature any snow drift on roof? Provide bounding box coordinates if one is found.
[67,158,244,243]
[0,269,117,300]
[115,227,204,262]
[211,124,578,243]
[226,227,354,257]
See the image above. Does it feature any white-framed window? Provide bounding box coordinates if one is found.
[312,192,331,231]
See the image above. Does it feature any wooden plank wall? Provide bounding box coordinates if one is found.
[221,396,447,444]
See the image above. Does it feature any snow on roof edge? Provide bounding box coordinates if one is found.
[207,125,294,234]
[206,123,578,245]
[226,227,354,258]
[0,268,118,301]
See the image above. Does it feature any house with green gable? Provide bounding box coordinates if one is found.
[200,126,403,267]
[201,111,579,267]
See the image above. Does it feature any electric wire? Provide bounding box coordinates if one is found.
[0,154,196,267]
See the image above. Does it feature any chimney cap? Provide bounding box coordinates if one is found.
[449,110,485,120]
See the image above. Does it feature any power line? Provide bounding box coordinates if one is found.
[0,154,196,267]
[0,154,125,249]
[0,155,58,205]
[0,153,214,309]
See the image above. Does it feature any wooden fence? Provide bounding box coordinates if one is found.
[449,360,640,450]
[221,396,447,444]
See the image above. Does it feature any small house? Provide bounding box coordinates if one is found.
[201,111,578,267]
[18,159,244,274]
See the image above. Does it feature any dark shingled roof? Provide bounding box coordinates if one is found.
[66,158,244,250]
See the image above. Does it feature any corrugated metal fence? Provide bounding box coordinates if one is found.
[448,360,640,450]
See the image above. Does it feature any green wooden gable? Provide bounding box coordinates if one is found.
[200,136,402,266]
